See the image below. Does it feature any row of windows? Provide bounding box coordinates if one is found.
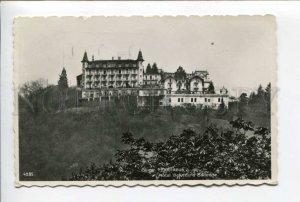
[175,97,222,103]
[86,75,137,80]
[144,75,161,80]
[177,98,198,103]
[178,98,184,102]
[86,90,139,97]
[86,69,140,75]
[88,63,137,68]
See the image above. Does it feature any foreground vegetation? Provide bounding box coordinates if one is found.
[70,118,271,180]
[18,80,271,180]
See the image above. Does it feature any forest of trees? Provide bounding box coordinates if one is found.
[234,83,272,120]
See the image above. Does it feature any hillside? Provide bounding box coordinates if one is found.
[18,85,270,181]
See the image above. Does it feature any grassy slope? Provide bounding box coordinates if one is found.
[19,107,210,180]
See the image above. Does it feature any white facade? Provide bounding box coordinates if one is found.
[162,94,229,109]
[143,73,161,86]
[79,50,144,101]
[189,77,204,93]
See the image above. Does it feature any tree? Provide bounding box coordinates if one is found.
[217,98,226,115]
[19,79,48,114]
[239,93,248,103]
[58,67,68,110]
[257,84,264,98]
[20,79,45,98]
[264,83,271,114]
[238,93,248,117]
[207,82,215,94]
[248,92,256,103]
[146,63,151,74]
[174,66,186,81]
[265,83,271,101]
[152,63,158,74]
[58,67,68,90]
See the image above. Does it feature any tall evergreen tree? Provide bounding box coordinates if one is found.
[58,67,68,90]
[152,63,158,74]
[58,67,68,111]
[207,82,215,94]
[146,63,151,74]
[265,83,271,101]
[174,66,186,80]
[249,91,256,104]
[265,83,271,114]
[257,84,264,98]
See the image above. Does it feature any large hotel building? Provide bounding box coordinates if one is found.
[77,50,229,109]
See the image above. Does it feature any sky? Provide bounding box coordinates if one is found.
[14,16,276,95]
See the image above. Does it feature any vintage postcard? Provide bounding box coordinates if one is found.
[14,16,277,187]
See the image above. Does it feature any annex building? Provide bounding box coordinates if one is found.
[77,50,229,109]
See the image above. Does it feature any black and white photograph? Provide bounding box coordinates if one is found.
[14,16,277,186]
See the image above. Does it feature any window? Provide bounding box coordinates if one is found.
[218,98,221,102]
[205,98,207,102]
[195,98,197,102]
[119,70,121,74]
[208,99,210,102]
[178,98,180,102]
[104,70,106,74]
[169,98,171,103]
[191,98,193,102]
[181,98,183,102]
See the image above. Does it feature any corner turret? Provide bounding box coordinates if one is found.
[137,50,144,62]
[81,51,89,62]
